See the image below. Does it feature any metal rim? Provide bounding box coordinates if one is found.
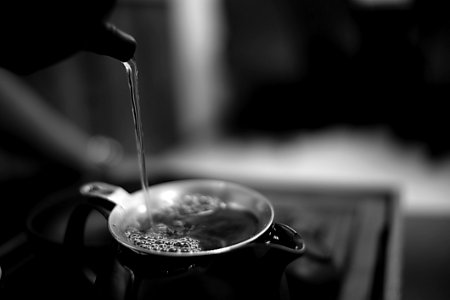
[108,179,274,257]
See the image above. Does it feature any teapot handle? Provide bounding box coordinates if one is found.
[64,180,130,274]
[63,194,116,285]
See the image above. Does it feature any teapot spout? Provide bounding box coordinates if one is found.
[252,223,306,276]
[206,223,305,300]
[84,23,136,62]
[264,223,305,252]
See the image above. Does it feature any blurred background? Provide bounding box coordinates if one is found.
[1,0,450,299]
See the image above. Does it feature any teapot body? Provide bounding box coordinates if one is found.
[94,240,295,300]
[0,0,135,74]
[64,180,305,300]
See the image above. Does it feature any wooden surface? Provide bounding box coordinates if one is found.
[253,183,402,300]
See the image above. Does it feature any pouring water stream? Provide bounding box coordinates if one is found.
[123,58,152,226]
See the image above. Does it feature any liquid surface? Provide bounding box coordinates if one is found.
[124,194,260,253]
[125,227,202,253]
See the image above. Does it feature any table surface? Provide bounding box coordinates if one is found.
[254,182,402,300]
[0,181,402,300]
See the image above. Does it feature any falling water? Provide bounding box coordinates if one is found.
[123,58,152,225]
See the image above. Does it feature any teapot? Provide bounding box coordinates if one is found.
[0,0,136,75]
[63,179,305,300]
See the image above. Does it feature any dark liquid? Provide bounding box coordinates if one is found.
[125,206,259,253]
